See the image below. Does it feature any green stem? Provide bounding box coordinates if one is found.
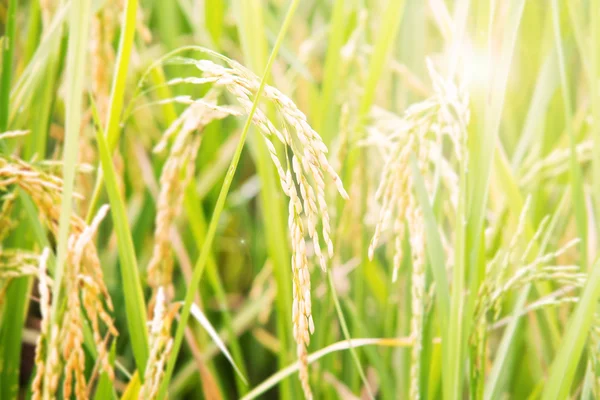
[550,0,587,269]
[316,0,346,144]
[93,102,150,376]
[183,181,249,395]
[48,0,91,328]
[591,0,600,243]
[445,152,467,400]
[327,269,374,399]
[0,0,17,131]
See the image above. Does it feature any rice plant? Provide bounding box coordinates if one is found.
[1,1,600,399]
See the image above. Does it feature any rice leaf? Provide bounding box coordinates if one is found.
[410,154,450,330]
[316,0,347,143]
[120,373,141,400]
[189,302,248,384]
[327,269,375,399]
[94,341,118,400]
[95,118,149,376]
[240,337,412,400]
[550,0,588,269]
[0,0,17,132]
[542,258,600,399]
[205,0,224,45]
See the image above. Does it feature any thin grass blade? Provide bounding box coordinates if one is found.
[189,303,248,385]
[542,258,600,399]
[241,337,412,400]
[95,121,149,375]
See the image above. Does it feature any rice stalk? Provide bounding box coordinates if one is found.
[0,0,17,132]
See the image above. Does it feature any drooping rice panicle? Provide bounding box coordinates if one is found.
[43,325,62,398]
[472,201,585,394]
[0,156,117,396]
[7,2,600,398]
[0,156,82,234]
[148,93,236,291]
[61,204,116,398]
[75,205,118,381]
[366,59,470,399]
[142,50,348,398]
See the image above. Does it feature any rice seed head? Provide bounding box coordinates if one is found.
[147,51,349,398]
[5,176,118,399]
[0,250,42,280]
[0,191,17,242]
[63,204,117,387]
[61,234,88,400]
[365,59,469,400]
[91,5,117,123]
[148,96,235,291]
[0,157,76,235]
[472,204,585,381]
[409,205,426,400]
[141,287,179,400]
[368,59,469,279]
[44,324,62,398]
[195,56,348,397]
[32,248,51,400]
[290,209,314,400]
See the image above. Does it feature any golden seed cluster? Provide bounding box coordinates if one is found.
[367,60,469,399]
[145,50,349,398]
